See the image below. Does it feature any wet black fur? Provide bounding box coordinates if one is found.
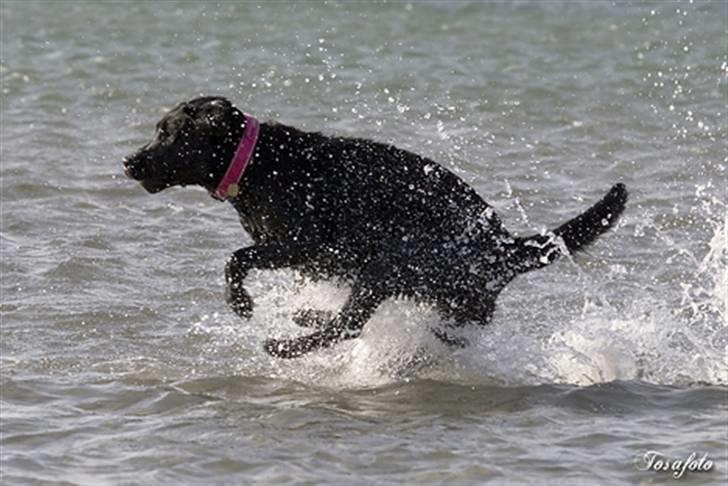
[124,96,628,358]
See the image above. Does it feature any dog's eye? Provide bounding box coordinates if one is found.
[157,125,171,139]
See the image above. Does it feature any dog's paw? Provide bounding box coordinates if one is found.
[264,328,341,359]
[292,309,333,328]
[230,300,253,319]
[264,338,301,359]
[226,289,254,319]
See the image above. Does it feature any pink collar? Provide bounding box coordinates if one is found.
[211,114,260,200]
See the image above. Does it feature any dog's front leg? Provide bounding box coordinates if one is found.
[225,243,309,319]
[264,282,385,358]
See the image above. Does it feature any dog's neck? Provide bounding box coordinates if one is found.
[209,114,260,201]
[205,119,324,207]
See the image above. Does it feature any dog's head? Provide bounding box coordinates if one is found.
[123,96,245,193]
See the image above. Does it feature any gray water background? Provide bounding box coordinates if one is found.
[1,1,727,484]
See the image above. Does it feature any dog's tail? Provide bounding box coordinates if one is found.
[510,183,628,273]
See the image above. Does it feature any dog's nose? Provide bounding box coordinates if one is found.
[123,156,141,179]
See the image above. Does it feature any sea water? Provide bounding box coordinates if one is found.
[1,1,726,484]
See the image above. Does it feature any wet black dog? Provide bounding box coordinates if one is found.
[124,96,627,358]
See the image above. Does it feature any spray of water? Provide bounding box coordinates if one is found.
[187,193,725,389]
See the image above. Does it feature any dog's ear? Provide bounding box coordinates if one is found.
[192,97,233,128]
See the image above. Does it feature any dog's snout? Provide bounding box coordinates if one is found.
[123,154,145,179]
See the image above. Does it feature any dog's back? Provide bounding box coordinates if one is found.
[235,122,626,280]
[235,123,503,249]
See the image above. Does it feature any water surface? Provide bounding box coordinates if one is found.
[1,1,726,484]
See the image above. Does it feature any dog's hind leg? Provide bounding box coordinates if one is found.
[431,327,469,348]
[225,243,312,319]
[430,292,495,348]
[264,280,386,358]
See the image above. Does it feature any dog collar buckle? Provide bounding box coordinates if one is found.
[211,114,260,201]
[226,183,239,198]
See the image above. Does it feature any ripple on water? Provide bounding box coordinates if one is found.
[1,0,727,484]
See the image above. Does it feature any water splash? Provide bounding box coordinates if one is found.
[188,199,724,389]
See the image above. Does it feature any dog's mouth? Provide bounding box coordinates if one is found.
[124,157,172,193]
[124,166,170,193]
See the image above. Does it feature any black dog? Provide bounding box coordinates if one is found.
[124,96,627,359]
